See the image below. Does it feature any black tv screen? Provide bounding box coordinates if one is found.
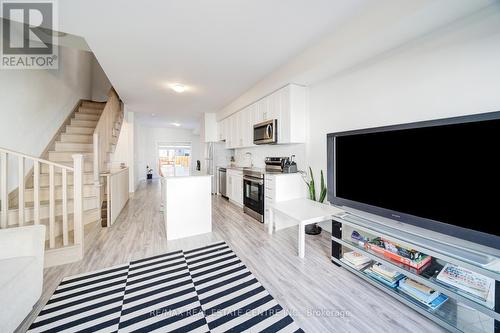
[327,111,500,250]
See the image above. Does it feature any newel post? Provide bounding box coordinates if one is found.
[72,154,84,259]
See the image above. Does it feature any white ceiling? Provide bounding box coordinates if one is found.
[57,0,368,128]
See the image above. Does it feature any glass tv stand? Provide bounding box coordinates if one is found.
[331,212,499,333]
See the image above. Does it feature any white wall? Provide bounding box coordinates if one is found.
[91,56,112,102]
[234,144,305,170]
[134,123,201,181]
[306,7,500,231]
[0,45,94,191]
[307,6,500,187]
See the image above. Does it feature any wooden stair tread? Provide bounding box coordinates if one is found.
[10,197,98,210]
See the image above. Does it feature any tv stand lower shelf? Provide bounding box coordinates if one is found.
[330,217,500,333]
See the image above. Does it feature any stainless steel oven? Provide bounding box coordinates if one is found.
[254,119,277,145]
[243,169,264,222]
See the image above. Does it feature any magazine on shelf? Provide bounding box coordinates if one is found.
[371,263,403,280]
[398,278,440,304]
[340,257,371,271]
[343,251,372,266]
[365,265,405,288]
[436,263,493,302]
[397,285,449,311]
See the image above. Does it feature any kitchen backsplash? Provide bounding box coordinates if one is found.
[233,144,306,170]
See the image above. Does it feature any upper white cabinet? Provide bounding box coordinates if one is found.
[217,119,225,141]
[218,84,308,148]
[200,113,218,142]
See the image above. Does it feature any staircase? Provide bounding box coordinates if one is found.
[0,91,124,267]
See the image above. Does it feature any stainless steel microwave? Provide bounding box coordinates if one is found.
[253,119,277,145]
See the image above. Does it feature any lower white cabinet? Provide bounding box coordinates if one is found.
[226,169,243,206]
[264,173,307,228]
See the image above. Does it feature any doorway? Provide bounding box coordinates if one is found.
[158,143,192,177]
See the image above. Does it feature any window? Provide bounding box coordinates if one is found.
[158,143,191,177]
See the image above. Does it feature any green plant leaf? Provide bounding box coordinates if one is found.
[319,188,327,203]
[309,167,316,201]
[319,170,327,203]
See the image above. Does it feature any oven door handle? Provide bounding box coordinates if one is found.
[243,176,264,185]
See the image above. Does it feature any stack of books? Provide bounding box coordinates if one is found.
[366,237,432,270]
[365,263,405,288]
[398,278,448,311]
[436,263,493,303]
[340,251,372,270]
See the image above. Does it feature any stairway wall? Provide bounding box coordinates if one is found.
[0,46,107,192]
[91,56,112,102]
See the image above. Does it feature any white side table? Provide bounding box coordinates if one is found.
[268,198,345,258]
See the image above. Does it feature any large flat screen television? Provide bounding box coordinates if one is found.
[327,111,500,250]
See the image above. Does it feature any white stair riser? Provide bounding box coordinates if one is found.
[48,151,93,162]
[24,185,97,202]
[41,161,94,173]
[75,113,100,121]
[55,142,93,152]
[71,119,97,128]
[66,126,94,135]
[60,134,93,143]
[39,173,94,186]
[7,197,99,225]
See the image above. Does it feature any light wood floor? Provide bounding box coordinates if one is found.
[18,180,446,333]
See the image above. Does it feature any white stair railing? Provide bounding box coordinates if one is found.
[93,88,122,206]
[0,147,84,257]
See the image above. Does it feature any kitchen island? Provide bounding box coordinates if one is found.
[161,174,212,240]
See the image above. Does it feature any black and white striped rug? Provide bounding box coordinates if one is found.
[29,241,303,333]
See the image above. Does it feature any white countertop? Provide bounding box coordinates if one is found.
[162,171,212,179]
[219,165,304,176]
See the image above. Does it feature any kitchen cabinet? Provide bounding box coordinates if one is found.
[226,169,243,206]
[225,115,236,149]
[278,84,307,144]
[264,173,307,226]
[217,119,225,141]
[241,106,254,147]
[218,84,308,148]
[255,97,268,123]
[266,90,281,122]
[200,113,218,142]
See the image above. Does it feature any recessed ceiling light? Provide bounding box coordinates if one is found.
[171,83,186,93]
[171,122,181,127]
[151,113,156,117]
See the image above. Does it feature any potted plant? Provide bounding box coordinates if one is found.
[303,167,326,235]
[146,165,153,180]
